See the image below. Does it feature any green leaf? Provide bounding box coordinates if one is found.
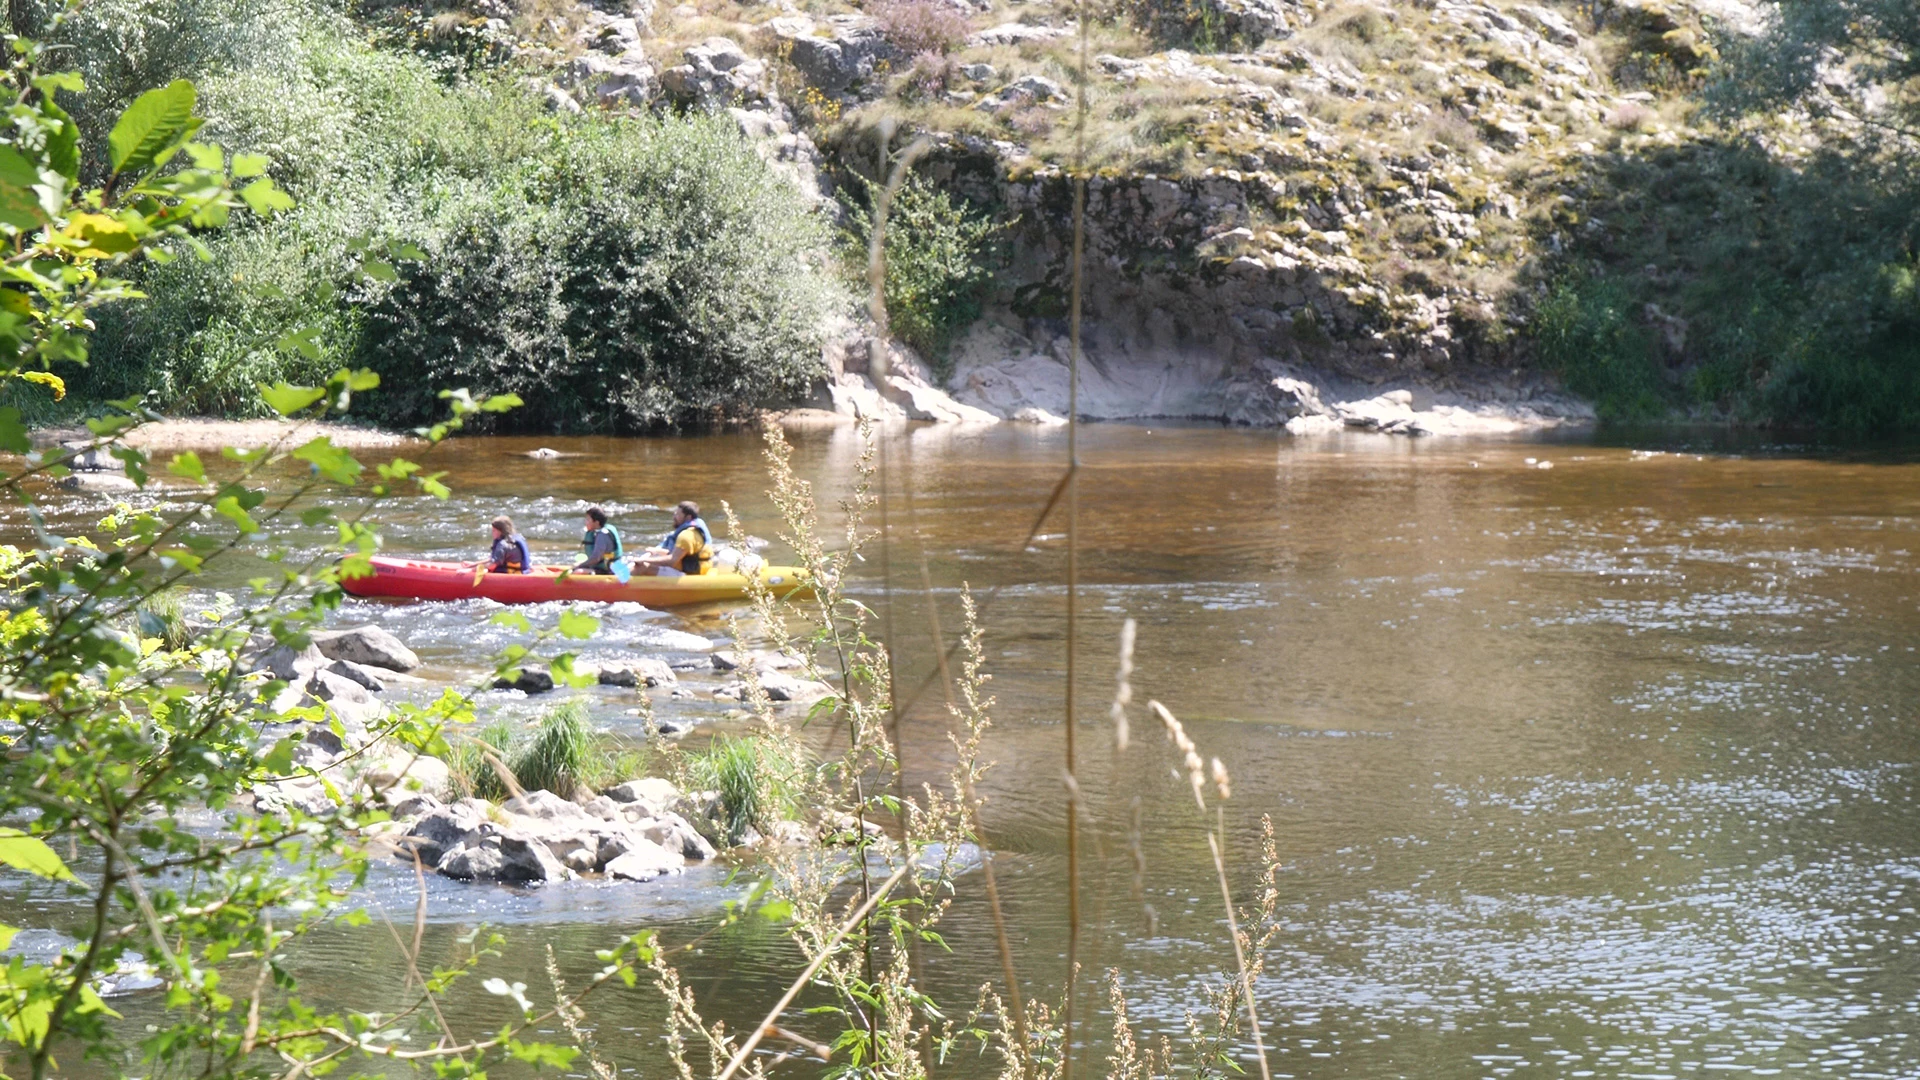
[0,406,28,454]
[0,147,46,230]
[231,152,269,178]
[0,827,77,881]
[238,177,293,216]
[292,437,362,484]
[0,923,16,951]
[557,610,599,640]
[360,259,397,283]
[260,382,326,417]
[166,451,205,483]
[275,326,323,361]
[490,611,532,633]
[107,80,199,176]
[478,393,524,413]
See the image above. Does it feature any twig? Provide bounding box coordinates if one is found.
[713,860,914,1080]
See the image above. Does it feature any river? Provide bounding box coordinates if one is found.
[13,422,1920,1078]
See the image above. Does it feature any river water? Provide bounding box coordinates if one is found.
[15,423,1920,1078]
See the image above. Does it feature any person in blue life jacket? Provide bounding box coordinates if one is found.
[574,506,624,575]
[485,516,534,574]
[631,500,713,577]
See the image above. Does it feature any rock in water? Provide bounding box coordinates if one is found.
[604,840,686,882]
[605,777,683,815]
[325,659,388,692]
[58,472,137,493]
[403,802,488,865]
[641,811,718,861]
[597,657,676,687]
[313,626,420,672]
[254,642,328,682]
[502,790,592,822]
[494,666,555,694]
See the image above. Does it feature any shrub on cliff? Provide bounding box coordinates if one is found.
[845,172,1001,371]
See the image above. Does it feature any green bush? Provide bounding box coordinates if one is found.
[1531,272,1667,421]
[845,172,1000,375]
[71,7,841,429]
[688,733,796,844]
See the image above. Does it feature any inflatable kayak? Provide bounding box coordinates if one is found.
[340,556,812,608]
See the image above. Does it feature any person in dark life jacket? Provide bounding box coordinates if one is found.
[632,500,712,577]
[574,506,624,575]
[486,516,534,574]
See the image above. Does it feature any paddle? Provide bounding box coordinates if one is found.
[612,557,631,584]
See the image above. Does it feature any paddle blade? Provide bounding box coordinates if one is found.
[612,559,631,584]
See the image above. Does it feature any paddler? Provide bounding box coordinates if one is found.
[486,516,534,574]
[631,500,713,577]
[575,507,624,575]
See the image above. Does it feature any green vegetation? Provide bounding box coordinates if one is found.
[55,0,840,431]
[686,732,798,843]
[846,172,1001,371]
[447,702,650,800]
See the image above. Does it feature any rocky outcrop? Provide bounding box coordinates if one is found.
[313,626,420,672]
[758,15,892,94]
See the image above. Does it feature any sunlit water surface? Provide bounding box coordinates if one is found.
[10,424,1920,1078]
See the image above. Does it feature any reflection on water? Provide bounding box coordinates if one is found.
[12,425,1920,1077]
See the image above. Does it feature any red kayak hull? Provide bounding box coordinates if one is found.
[340,556,811,607]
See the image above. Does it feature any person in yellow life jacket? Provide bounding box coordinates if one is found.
[486,516,534,574]
[632,501,712,577]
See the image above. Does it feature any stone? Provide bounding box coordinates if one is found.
[312,626,420,672]
[582,794,623,821]
[977,74,1065,109]
[306,668,375,707]
[959,62,996,82]
[57,441,124,472]
[1010,406,1067,424]
[759,15,891,94]
[362,751,451,802]
[659,37,766,109]
[564,52,656,107]
[494,666,555,694]
[386,791,443,819]
[325,659,387,692]
[502,789,594,823]
[597,657,676,687]
[604,777,683,814]
[640,811,718,861]
[255,642,328,682]
[435,841,505,881]
[403,803,488,865]
[604,840,686,882]
[253,777,337,818]
[967,22,1072,46]
[757,670,834,704]
[59,471,137,492]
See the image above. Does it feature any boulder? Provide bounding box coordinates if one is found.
[387,791,444,819]
[502,789,593,823]
[313,626,420,672]
[307,668,375,707]
[659,37,766,109]
[597,657,676,687]
[435,841,506,881]
[640,811,718,861]
[759,15,891,94]
[581,794,623,821]
[59,472,136,493]
[255,642,328,682]
[757,669,835,704]
[966,22,1072,46]
[403,802,488,865]
[605,777,683,814]
[252,777,337,818]
[564,51,656,107]
[361,750,451,802]
[440,831,576,884]
[604,840,686,882]
[325,659,388,692]
[494,666,555,694]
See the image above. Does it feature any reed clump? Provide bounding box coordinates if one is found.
[445,701,648,801]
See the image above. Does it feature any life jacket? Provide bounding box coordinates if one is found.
[503,534,532,574]
[580,524,624,569]
[662,517,713,575]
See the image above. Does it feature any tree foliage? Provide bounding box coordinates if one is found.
[64,2,841,431]
[1712,0,1920,142]
[845,171,1001,373]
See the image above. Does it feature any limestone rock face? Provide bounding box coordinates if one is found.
[659,37,766,109]
[758,15,891,94]
[313,626,420,672]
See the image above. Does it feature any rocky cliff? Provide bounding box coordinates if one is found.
[386,0,1767,430]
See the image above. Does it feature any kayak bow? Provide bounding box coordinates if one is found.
[340,556,812,607]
